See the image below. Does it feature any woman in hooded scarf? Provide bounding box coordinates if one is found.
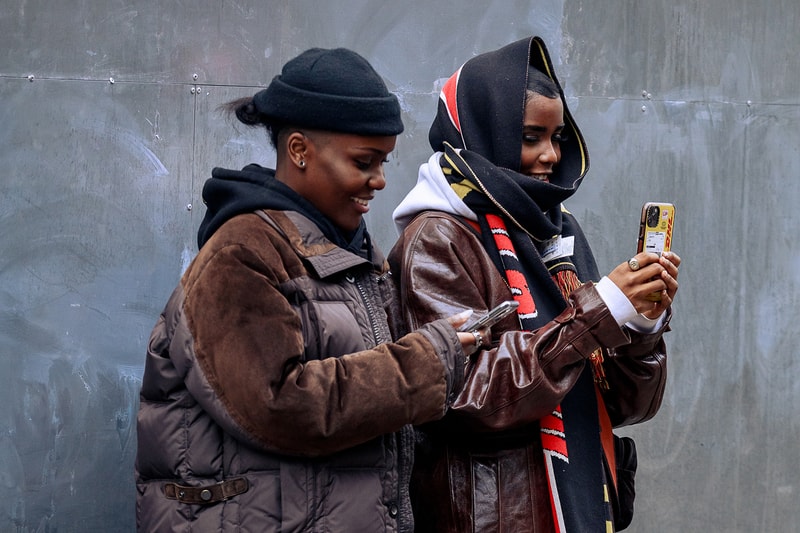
[388,36,680,532]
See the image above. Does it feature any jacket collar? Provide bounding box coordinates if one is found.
[259,210,383,279]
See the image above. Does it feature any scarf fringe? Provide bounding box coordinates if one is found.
[553,270,609,390]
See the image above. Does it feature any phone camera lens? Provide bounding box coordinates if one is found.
[646,206,660,227]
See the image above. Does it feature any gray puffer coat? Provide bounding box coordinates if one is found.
[135,209,464,532]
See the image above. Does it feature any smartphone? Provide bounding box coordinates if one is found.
[637,202,675,255]
[459,300,519,332]
[636,202,675,301]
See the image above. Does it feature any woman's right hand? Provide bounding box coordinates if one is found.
[446,311,491,355]
[607,251,681,318]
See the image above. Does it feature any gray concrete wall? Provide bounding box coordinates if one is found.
[1,1,797,531]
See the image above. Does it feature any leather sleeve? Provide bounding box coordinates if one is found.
[388,212,637,431]
[600,315,670,427]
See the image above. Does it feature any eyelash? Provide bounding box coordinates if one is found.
[356,158,390,170]
[523,133,569,143]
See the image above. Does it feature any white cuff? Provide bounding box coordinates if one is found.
[595,276,665,332]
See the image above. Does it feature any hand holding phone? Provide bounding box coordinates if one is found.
[459,300,519,332]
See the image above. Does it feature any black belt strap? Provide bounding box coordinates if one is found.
[163,477,249,505]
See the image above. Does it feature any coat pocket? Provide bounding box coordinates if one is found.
[285,276,368,360]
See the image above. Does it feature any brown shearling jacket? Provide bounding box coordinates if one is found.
[136,209,465,532]
[387,211,669,533]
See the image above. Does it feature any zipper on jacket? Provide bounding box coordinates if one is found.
[347,272,384,346]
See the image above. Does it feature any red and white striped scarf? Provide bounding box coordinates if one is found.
[485,213,615,532]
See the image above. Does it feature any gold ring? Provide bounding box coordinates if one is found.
[628,258,640,271]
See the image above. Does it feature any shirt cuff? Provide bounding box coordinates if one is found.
[595,276,665,332]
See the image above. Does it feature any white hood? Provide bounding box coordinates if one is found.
[392,152,477,234]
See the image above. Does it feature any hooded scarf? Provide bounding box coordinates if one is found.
[197,164,371,260]
[394,36,612,532]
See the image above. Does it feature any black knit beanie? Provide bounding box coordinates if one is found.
[253,48,404,136]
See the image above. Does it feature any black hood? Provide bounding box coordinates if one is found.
[196,164,369,257]
[197,165,299,248]
[428,36,589,198]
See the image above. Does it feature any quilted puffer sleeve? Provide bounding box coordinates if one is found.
[168,214,466,457]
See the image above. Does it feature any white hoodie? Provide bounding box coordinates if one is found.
[393,152,477,234]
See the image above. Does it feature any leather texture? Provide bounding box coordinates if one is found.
[388,211,669,533]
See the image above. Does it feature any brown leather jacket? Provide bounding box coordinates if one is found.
[388,212,669,533]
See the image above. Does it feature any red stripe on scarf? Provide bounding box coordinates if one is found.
[505,270,537,316]
[486,214,537,317]
[540,407,568,460]
[440,67,462,133]
[490,228,513,251]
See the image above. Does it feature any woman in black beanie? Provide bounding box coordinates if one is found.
[135,47,481,532]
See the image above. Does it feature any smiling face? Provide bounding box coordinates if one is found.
[519,92,567,182]
[286,131,396,232]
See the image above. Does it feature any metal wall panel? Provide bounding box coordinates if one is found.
[1,0,798,530]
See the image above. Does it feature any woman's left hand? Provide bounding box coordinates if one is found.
[608,251,681,319]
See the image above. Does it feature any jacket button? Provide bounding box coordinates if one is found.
[388,503,398,517]
[200,489,212,501]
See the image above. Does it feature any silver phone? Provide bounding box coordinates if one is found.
[459,300,519,331]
